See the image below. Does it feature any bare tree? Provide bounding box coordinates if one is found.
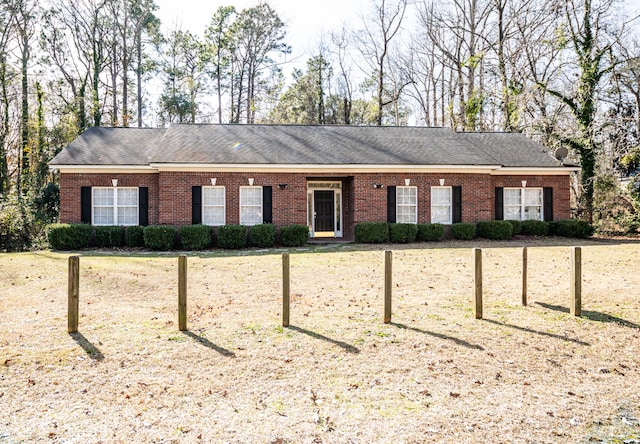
[354,0,409,126]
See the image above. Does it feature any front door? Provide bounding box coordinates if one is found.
[314,190,335,233]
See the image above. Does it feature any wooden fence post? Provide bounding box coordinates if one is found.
[473,248,483,320]
[282,252,290,327]
[570,247,582,316]
[178,254,187,331]
[68,256,79,333]
[522,246,528,306]
[384,250,392,324]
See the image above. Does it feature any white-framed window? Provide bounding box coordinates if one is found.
[396,186,417,224]
[431,186,452,224]
[240,186,262,226]
[504,188,543,221]
[202,186,225,226]
[92,187,138,226]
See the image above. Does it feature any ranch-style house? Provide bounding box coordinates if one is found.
[49,124,579,240]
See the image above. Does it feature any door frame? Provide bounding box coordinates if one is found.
[307,181,343,238]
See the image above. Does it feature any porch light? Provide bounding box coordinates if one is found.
[278,184,288,189]
[373,183,383,189]
[111,179,118,187]
[210,177,217,186]
[522,180,527,188]
[405,178,411,186]
[439,178,445,186]
[248,178,254,186]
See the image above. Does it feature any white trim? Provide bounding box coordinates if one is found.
[239,186,263,226]
[396,186,417,224]
[151,163,502,174]
[52,163,577,175]
[504,187,544,221]
[92,186,139,226]
[490,167,580,175]
[431,186,453,225]
[202,186,226,226]
[307,181,343,238]
[50,166,156,174]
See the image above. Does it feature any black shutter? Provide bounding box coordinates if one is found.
[138,187,149,226]
[543,187,554,221]
[495,187,504,220]
[81,186,91,223]
[192,186,202,224]
[452,186,462,223]
[262,186,272,223]
[387,186,396,223]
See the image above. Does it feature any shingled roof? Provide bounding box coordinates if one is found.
[50,124,570,169]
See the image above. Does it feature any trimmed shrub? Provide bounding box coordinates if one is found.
[143,225,176,250]
[125,226,145,248]
[506,220,523,235]
[417,223,445,242]
[95,226,125,248]
[280,224,309,247]
[389,223,418,243]
[248,223,276,248]
[217,224,247,249]
[47,223,92,250]
[476,220,513,240]
[354,222,389,243]
[180,225,212,250]
[451,222,476,240]
[549,220,594,238]
[521,220,549,236]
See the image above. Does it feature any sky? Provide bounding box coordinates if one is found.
[153,0,367,74]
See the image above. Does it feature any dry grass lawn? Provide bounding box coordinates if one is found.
[1,238,640,443]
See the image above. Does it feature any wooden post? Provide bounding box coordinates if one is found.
[68,256,79,333]
[522,247,528,306]
[570,246,582,317]
[473,248,483,320]
[282,252,290,327]
[384,250,392,324]
[178,254,187,331]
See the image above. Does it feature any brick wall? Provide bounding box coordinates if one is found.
[59,173,160,225]
[59,170,572,238]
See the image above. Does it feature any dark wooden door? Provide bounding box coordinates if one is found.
[314,190,334,232]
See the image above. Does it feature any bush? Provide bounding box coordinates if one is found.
[354,222,389,243]
[451,222,476,240]
[125,226,145,248]
[389,223,418,243]
[143,225,176,250]
[180,225,212,250]
[506,220,523,235]
[521,220,549,236]
[417,223,445,242]
[280,224,309,247]
[1,201,30,251]
[549,220,594,238]
[248,223,276,248]
[217,224,247,249]
[47,223,92,250]
[95,226,125,248]
[476,220,513,240]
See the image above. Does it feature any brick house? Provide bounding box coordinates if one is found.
[49,124,579,240]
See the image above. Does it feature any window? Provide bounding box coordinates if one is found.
[504,188,543,221]
[240,186,263,226]
[431,186,452,224]
[92,187,138,226]
[396,186,417,224]
[202,186,225,226]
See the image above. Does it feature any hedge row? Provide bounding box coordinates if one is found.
[46,223,310,251]
[355,222,446,243]
[354,219,593,243]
